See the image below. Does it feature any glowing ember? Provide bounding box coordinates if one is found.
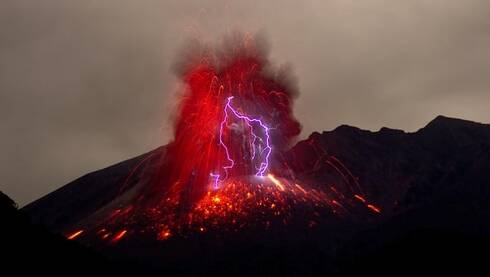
[158,229,172,241]
[97,176,337,241]
[66,230,84,240]
[354,194,366,203]
[267,174,285,191]
[111,230,127,243]
[367,204,381,214]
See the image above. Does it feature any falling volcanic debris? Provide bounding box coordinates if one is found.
[65,33,380,244]
[155,32,301,199]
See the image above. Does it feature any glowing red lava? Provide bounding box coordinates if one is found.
[65,34,381,244]
[66,230,84,240]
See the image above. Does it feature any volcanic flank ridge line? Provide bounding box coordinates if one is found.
[24,115,489,233]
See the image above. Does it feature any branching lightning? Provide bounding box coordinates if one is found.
[64,34,383,245]
[212,96,272,187]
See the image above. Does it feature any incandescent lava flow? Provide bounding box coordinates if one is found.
[65,33,380,244]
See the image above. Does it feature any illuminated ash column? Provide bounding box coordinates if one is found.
[211,96,272,188]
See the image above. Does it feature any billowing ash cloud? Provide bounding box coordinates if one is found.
[171,31,301,149]
[145,32,301,202]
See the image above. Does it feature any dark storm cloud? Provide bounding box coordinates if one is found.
[1,0,490,205]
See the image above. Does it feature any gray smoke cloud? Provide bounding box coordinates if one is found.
[1,0,490,206]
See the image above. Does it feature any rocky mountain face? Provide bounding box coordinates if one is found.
[19,116,490,275]
[289,116,490,221]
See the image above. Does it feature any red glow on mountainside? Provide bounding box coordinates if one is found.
[65,33,381,244]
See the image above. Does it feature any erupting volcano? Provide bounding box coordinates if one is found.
[155,34,302,200]
[52,34,380,246]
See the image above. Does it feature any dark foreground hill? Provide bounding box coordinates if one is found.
[7,116,490,275]
[0,191,144,275]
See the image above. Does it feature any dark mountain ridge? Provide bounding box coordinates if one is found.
[15,115,490,275]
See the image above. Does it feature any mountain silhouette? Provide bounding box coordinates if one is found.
[0,191,144,275]
[12,116,490,275]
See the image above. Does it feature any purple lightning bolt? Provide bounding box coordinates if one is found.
[209,173,220,189]
[211,96,272,187]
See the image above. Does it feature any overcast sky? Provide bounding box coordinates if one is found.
[2,0,490,206]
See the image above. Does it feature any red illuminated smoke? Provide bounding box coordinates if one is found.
[147,33,301,204]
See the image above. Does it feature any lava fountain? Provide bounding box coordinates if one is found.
[144,33,301,207]
[65,33,380,244]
